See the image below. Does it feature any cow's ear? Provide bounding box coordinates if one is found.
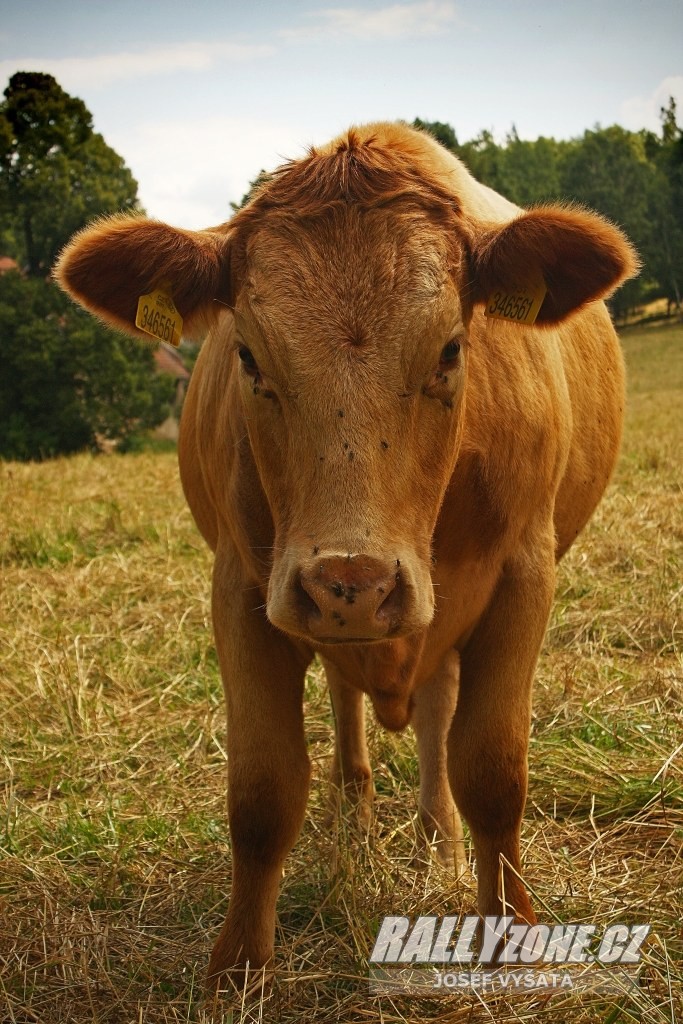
[469,206,639,325]
[54,215,232,340]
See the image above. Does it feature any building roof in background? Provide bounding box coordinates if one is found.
[0,256,19,274]
[153,342,190,380]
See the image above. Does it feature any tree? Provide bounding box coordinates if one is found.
[0,73,173,460]
[0,72,138,276]
[496,131,565,208]
[558,126,657,316]
[643,99,683,310]
[230,169,271,212]
[0,270,173,460]
[412,118,459,154]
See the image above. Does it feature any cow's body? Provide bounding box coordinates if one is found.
[56,122,636,986]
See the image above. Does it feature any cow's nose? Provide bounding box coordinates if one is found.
[296,554,404,641]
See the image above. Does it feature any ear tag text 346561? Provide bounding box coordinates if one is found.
[136,285,183,346]
[485,277,547,326]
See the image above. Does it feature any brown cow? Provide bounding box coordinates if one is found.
[55,122,637,986]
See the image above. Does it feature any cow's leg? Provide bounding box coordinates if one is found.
[411,649,467,874]
[208,550,311,987]
[448,536,556,927]
[324,659,374,830]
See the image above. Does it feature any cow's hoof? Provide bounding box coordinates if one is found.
[324,775,374,833]
[205,958,272,1006]
[410,817,471,877]
[206,924,274,1001]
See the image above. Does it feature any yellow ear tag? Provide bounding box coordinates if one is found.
[135,285,183,346]
[485,276,547,326]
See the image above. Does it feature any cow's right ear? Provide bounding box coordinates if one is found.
[54,215,232,340]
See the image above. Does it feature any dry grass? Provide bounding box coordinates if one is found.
[1,322,681,1023]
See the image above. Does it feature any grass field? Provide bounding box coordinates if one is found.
[1,322,681,1023]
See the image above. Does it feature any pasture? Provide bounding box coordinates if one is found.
[1,321,681,1023]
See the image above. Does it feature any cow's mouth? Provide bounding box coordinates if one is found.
[313,635,389,646]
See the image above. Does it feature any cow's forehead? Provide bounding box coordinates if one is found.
[238,207,457,346]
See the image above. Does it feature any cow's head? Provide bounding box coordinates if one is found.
[55,129,637,648]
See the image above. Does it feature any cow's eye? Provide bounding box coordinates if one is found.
[440,339,461,366]
[238,346,258,373]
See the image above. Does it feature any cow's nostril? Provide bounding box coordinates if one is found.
[376,572,403,626]
[295,575,322,623]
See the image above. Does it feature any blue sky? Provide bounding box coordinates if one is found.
[1,0,681,227]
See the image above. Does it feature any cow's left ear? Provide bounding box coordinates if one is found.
[469,206,639,325]
[54,215,232,340]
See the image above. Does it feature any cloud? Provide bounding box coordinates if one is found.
[107,115,304,228]
[280,1,458,41]
[620,75,683,133]
[0,40,274,91]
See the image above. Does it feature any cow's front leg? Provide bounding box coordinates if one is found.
[324,659,374,831]
[411,649,466,873]
[448,536,556,928]
[208,551,311,988]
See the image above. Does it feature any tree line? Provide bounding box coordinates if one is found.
[1,72,681,460]
[413,111,683,318]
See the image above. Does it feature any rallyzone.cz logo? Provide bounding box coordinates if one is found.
[369,915,651,996]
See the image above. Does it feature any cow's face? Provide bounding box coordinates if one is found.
[232,206,468,643]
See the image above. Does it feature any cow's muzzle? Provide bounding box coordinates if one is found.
[294,554,403,642]
[267,547,435,644]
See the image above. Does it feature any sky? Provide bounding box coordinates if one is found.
[1,0,682,228]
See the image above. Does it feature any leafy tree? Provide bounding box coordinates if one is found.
[229,169,271,212]
[0,271,174,460]
[643,99,683,310]
[0,73,173,460]
[496,130,566,208]
[0,72,138,276]
[412,118,459,154]
[558,127,656,316]
[454,129,508,194]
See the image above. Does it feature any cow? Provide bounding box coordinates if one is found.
[55,121,637,987]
